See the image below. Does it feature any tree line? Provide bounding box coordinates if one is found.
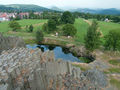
[84,20,120,52]
[73,12,120,23]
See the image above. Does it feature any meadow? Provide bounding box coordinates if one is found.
[74,18,89,44]
[0,19,47,33]
[0,18,120,45]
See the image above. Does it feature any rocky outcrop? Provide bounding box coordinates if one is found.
[69,46,96,60]
[0,33,25,54]
[0,48,108,90]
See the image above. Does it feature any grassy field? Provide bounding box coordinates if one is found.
[98,21,120,36]
[74,18,89,44]
[0,18,120,45]
[0,19,47,33]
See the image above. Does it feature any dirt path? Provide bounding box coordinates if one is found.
[84,19,104,37]
[83,19,92,25]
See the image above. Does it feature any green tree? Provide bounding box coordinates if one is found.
[63,24,77,36]
[9,20,21,31]
[104,29,120,51]
[61,11,75,24]
[42,23,49,33]
[29,25,34,32]
[51,16,60,25]
[84,20,101,51]
[36,30,44,44]
[48,19,56,32]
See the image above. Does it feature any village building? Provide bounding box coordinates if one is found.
[0,12,16,21]
[0,13,9,21]
[19,12,29,19]
[105,18,109,22]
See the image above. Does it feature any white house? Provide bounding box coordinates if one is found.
[0,13,9,21]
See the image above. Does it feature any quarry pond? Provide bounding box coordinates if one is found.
[26,44,92,63]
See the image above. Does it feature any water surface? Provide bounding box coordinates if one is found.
[26,44,83,62]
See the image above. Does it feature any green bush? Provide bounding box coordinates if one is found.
[63,24,77,36]
[29,25,34,32]
[42,23,49,33]
[36,30,44,44]
[104,29,120,51]
[9,20,21,31]
[48,19,56,32]
[84,20,101,51]
[61,11,75,24]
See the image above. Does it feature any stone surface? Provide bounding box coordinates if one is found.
[84,69,108,88]
[0,47,108,90]
[0,33,108,90]
[69,46,95,60]
[0,33,25,54]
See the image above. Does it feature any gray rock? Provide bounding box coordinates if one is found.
[84,69,108,88]
[0,47,108,90]
[0,33,25,54]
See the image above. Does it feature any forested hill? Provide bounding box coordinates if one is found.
[70,8,120,15]
[0,4,53,12]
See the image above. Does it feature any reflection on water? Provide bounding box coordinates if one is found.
[26,44,83,62]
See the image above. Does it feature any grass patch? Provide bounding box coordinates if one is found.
[24,38,37,44]
[110,78,120,90]
[108,68,120,73]
[79,57,92,63]
[98,21,120,36]
[109,60,120,66]
[72,64,89,71]
[0,19,47,33]
[74,18,89,44]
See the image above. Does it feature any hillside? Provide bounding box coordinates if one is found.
[50,6,63,11]
[70,8,120,15]
[0,4,53,12]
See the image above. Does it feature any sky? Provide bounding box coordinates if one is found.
[0,0,120,9]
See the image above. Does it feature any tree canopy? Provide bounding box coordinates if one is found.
[84,20,101,51]
[36,30,44,44]
[104,29,120,51]
[9,20,21,31]
[63,24,77,36]
[48,19,56,32]
[29,25,34,32]
[61,11,75,24]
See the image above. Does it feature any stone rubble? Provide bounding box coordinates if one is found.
[0,47,108,90]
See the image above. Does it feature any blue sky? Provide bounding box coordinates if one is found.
[0,0,120,9]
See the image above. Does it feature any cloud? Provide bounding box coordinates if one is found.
[0,0,120,9]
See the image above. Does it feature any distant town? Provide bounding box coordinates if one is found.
[0,12,43,21]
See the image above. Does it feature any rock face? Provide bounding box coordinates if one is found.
[0,33,25,54]
[69,46,95,60]
[0,48,108,90]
